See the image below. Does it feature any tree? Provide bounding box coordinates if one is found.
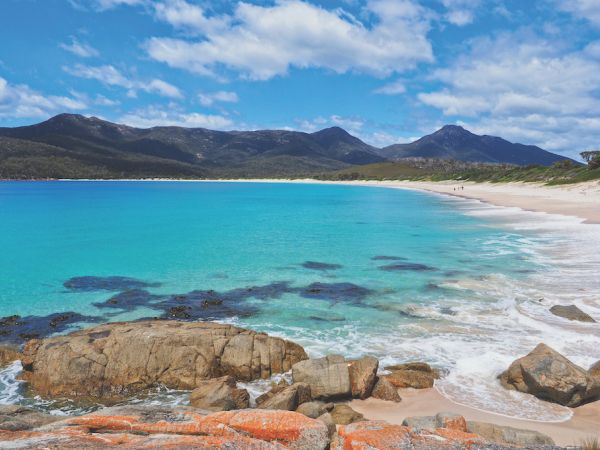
[580,151,600,169]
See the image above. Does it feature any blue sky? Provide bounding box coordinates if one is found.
[0,0,599,157]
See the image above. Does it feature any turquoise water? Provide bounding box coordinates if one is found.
[1,181,598,420]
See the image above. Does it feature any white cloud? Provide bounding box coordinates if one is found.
[441,0,480,26]
[119,105,233,129]
[70,0,145,11]
[0,77,87,119]
[374,79,406,95]
[146,0,434,80]
[198,90,239,107]
[64,64,182,98]
[60,38,99,58]
[418,33,600,155]
[556,0,600,26]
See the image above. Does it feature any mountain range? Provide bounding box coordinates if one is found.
[0,114,572,179]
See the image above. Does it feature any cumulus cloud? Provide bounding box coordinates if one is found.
[60,38,99,58]
[145,0,434,80]
[198,91,239,107]
[441,0,480,26]
[119,105,233,129]
[0,77,87,118]
[374,79,406,95]
[556,0,600,26]
[64,64,182,98]
[418,33,600,155]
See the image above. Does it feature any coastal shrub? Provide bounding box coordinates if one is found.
[581,437,600,450]
[589,155,600,170]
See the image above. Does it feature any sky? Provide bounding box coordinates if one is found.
[0,0,599,158]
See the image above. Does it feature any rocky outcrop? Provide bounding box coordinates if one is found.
[190,376,250,411]
[383,361,439,389]
[0,406,330,449]
[0,406,61,431]
[292,355,350,399]
[371,377,402,402]
[348,356,378,399]
[257,383,311,411]
[332,420,485,450]
[467,421,555,446]
[499,343,600,407]
[402,412,466,432]
[20,320,308,400]
[329,404,364,425]
[295,401,331,419]
[0,345,21,368]
[549,305,596,323]
[590,360,600,380]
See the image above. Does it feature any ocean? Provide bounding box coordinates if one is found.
[0,181,598,421]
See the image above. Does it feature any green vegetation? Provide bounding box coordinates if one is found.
[316,158,600,185]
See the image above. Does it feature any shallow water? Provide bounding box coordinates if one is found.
[0,181,598,420]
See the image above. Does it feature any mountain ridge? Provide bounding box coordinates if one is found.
[0,114,574,179]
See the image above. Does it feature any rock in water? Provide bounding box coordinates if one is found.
[371,377,402,402]
[0,345,21,368]
[20,320,308,400]
[550,305,596,322]
[590,360,600,380]
[292,355,351,399]
[190,376,249,411]
[499,343,600,407]
[383,361,439,389]
[348,356,378,399]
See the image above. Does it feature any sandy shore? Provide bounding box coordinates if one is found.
[350,387,600,446]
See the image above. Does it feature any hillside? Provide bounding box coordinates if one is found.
[0,114,384,179]
[0,115,576,179]
[378,125,572,166]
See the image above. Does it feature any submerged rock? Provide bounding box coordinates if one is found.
[292,355,351,399]
[189,376,250,411]
[0,312,99,344]
[371,255,406,261]
[379,262,436,272]
[549,305,596,323]
[301,261,342,271]
[499,343,600,407]
[299,282,373,304]
[63,276,160,292]
[20,320,308,401]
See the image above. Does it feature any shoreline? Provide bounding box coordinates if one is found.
[350,387,600,446]
[5,177,599,224]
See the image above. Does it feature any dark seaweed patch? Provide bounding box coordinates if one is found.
[300,282,373,304]
[371,256,407,261]
[309,315,346,323]
[64,276,161,292]
[93,289,162,311]
[0,312,100,344]
[301,261,342,271]
[379,263,436,272]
